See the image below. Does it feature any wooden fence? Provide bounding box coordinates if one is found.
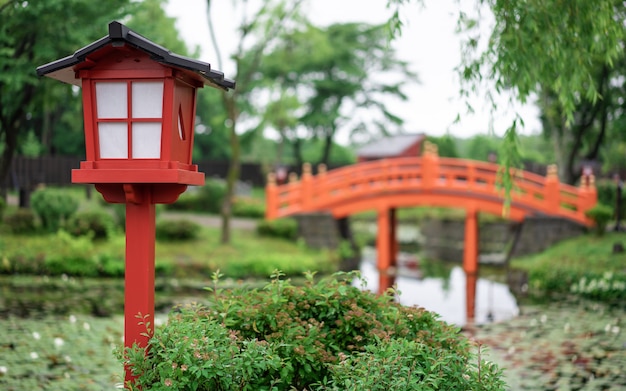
[4,156,271,189]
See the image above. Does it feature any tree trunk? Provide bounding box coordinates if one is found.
[321,132,334,166]
[293,138,304,168]
[0,85,34,194]
[220,93,239,244]
[0,131,18,195]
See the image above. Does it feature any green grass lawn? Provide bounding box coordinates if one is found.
[155,225,336,278]
[0,225,337,280]
[513,232,625,270]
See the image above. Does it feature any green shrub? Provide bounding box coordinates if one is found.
[44,231,98,277]
[256,218,298,240]
[167,179,225,213]
[318,338,503,390]
[156,219,201,241]
[4,208,37,234]
[596,179,626,217]
[198,179,226,213]
[97,253,125,277]
[66,209,116,239]
[124,272,505,390]
[585,203,613,236]
[31,188,79,232]
[232,196,265,218]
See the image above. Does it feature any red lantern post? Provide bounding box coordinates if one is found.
[37,21,235,386]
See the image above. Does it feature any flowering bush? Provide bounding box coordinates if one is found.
[123,271,506,390]
[571,271,626,303]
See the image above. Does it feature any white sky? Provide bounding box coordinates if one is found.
[164,0,541,141]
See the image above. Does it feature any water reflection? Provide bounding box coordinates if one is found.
[357,254,519,326]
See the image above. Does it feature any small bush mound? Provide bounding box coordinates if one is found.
[31,187,79,232]
[585,203,613,236]
[123,272,505,390]
[167,179,226,213]
[66,209,116,239]
[156,219,201,241]
[256,218,298,240]
[4,208,37,234]
[232,196,265,218]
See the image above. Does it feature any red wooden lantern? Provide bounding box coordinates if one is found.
[37,21,234,202]
[37,21,234,387]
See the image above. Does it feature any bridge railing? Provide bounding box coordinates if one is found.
[266,152,597,225]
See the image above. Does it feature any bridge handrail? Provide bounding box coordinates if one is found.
[266,155,597,225]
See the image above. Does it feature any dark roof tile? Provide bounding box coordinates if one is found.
[37,21,235,91]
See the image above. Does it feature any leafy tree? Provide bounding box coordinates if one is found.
[389,0,626,191]
[256,92,303,166]
[259,21,417,166]
[125,0,191,57]
[0,0,132,188]
[206,0,306,243]
[464,134,500,162]
[192,74,231,161]
[300,139,356,166]
[601,142,626,175]
[517,133,555,165]
[425,134,458,158]
[459,0,626,185]
[193,123,231,161]
[538,61,617,183]
[1,0,193,172]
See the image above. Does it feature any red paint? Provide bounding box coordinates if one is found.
[123,186,156,384]
[463,207,479,275]
[376,206,393,293]
[465,272,477,323]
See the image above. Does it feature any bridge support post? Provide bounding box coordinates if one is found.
[376,207,395,294]
[390,207,398,273]
[463,207,479,274]
[465,271,477,324]
[464,207,479,323]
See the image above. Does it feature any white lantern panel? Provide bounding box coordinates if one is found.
[96,82,127,119]
[132,82,164,118]
[98,123,128,158]
[132,122,161,158]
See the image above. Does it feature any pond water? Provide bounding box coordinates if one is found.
[357,247,520,326]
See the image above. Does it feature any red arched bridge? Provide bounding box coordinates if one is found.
[265,145,597,319]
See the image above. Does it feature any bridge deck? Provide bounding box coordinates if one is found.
[266,154,597,226]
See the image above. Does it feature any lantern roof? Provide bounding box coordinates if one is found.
[36,21,235,91]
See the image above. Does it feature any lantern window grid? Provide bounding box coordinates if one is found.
[94,79,165,160]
